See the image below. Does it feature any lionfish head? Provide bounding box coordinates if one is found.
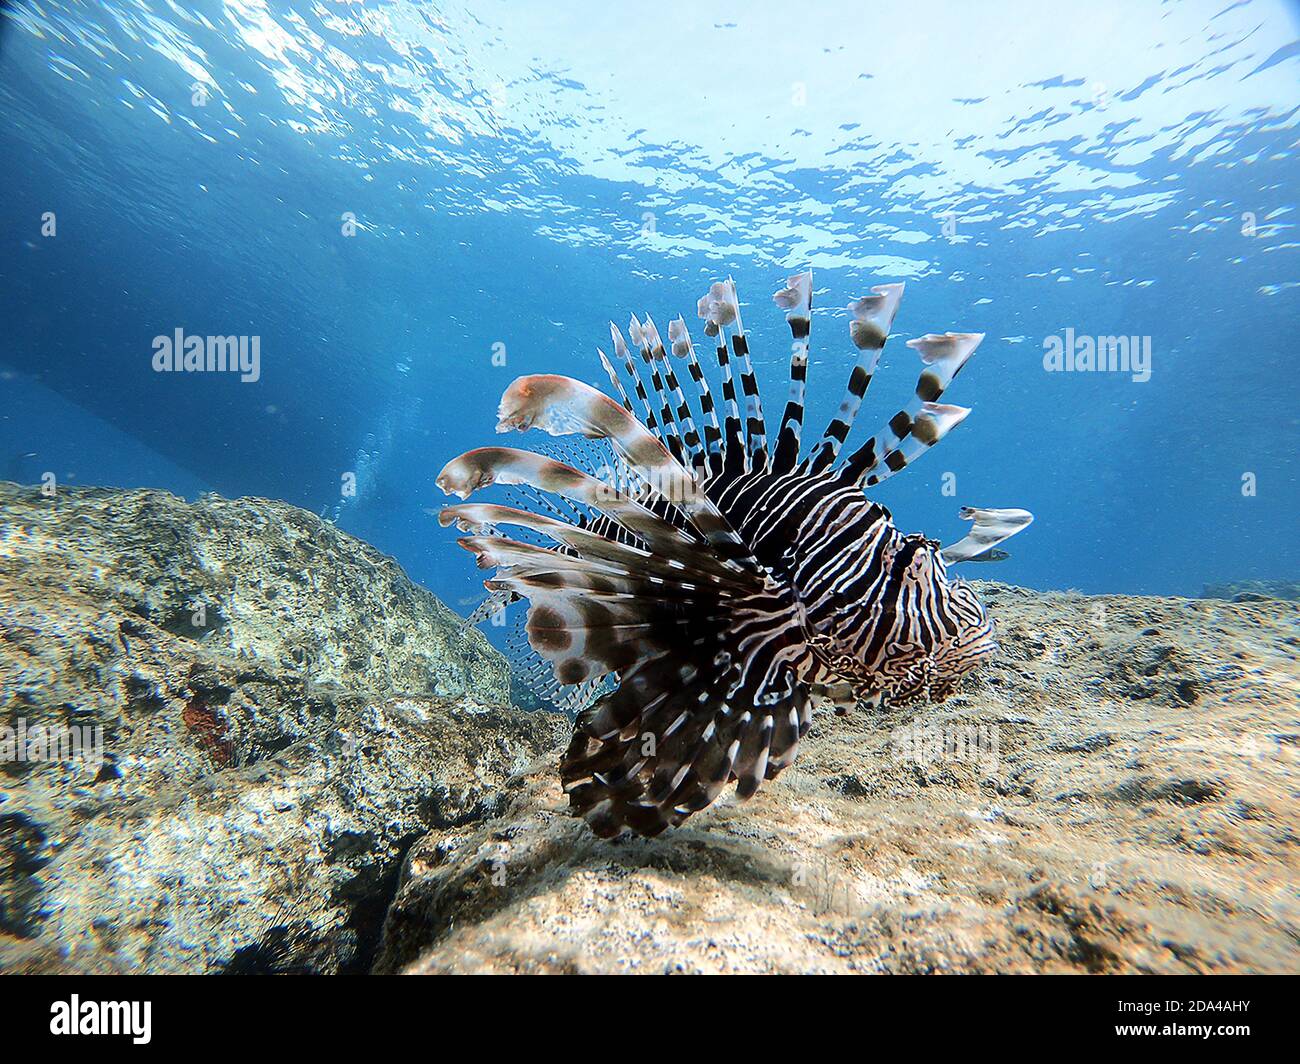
[825,536,998,707]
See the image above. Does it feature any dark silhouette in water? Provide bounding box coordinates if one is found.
[4,451,38,484]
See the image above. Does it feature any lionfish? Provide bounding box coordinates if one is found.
[437,272,1032,838]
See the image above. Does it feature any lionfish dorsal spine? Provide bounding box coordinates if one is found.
[643,313,704,470]
[771,269,813,474]
[838,331,983,486]
[855,401,972,488]
[629,313,686,465]
[668,315,723,475]
[595,346,634,414]
[808,282,905,475]
[698,286,747,471]
[725,278,769,470]
[609,320,658,432]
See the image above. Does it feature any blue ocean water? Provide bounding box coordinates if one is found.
[1,0,1296,619]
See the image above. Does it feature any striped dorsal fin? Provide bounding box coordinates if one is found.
[771,269,813,474]
[852,402,971,487]
[725,278,768,470]
[839,332,982,486]
[808,283,904,475]
[595,347,634,413]
[610,321,658,432]
[698,281,746,471]
[629,314,685,464]
[643,314,704,470]
[668,316,723,476]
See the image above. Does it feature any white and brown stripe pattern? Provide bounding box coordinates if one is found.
[438,272,1033,838]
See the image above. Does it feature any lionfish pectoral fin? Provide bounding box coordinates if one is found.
[463,588,517,629]
[436,445,740,578]
[940,507,1034,564]
[559,587,812,838]
[962,547,1011,563]
[494,373,754,568]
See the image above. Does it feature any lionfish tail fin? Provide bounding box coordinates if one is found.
[941,506,1035,563]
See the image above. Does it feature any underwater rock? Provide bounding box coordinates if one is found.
[377,584,1299,974]
[0,483,508,701]
[1202,579,1300,603]
[0,482,566,973]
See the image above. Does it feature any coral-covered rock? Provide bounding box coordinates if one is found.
[0,483,565,973]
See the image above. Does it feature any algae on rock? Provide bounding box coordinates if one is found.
[0,483,564,973]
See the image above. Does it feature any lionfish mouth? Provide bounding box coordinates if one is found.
[439,271,1033,839]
